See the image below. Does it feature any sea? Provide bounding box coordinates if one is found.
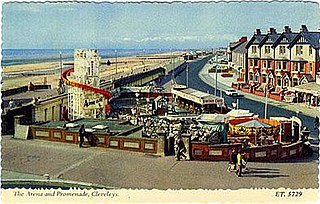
[1,48,175,67]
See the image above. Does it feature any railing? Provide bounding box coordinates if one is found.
[190,140,305,162]
[30,126,162,155]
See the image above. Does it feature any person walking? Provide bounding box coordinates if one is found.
[79,124,86,148]
[232,149,237,171]
[236,151,243,177]
[175,136,187,161]
[227,149,236,172]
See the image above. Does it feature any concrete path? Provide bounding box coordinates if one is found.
[2,136,318,190]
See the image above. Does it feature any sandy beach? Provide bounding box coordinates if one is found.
[1,51,184,91]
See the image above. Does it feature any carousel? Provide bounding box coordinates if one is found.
[228,119,280,146]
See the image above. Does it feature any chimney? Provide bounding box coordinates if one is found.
[284,25,290,33]
[269,27,277,34]
[300,25,308,32]
[255,29,261,35]
[239,36,247,42]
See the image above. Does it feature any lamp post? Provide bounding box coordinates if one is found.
[215,64,218,96]
[186,62,189,88]
[115,49,118,74]
[59,51,62,76]
[264,77,268,119]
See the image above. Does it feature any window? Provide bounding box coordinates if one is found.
[277,77,281,86]
[299,62,304,72]
[44,108,48,122]
[267,60,272,69]
[250,59,253,67]
[263,61,267,68]
[296,45,303,55]
[262,75,267,83]
[254,59,258,67]
[278,62,282,70]
[52,106,55,121]
[309,46,313,56]
[90,61,94,75]
[310,63,313,72]
[283,61,287,70]
[293,63,298,72]
[279,46,286,54]
[252,46,257,54]
[292,78,299,86]
[265,46,271,54]
[249,73,254,81]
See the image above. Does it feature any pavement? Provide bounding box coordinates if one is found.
[199,62,320,118]
[1,135,318,190]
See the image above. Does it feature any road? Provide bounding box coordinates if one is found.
[160,57,319,139]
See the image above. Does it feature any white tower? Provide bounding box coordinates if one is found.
[68,49,106,120]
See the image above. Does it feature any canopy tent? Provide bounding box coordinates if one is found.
[235,120,271,128]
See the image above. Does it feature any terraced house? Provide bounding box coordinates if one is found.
[233,25,320,103]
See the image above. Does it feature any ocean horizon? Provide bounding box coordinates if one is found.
[1,48,183,67]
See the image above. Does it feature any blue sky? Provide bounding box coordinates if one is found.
[2,1,319,49]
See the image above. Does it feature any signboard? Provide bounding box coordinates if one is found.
[209,150,222,156]
[255,151,267,158]
[83,96,104,110]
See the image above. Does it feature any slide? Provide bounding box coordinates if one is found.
[62,68,112,99]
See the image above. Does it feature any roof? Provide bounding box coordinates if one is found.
[236,120,272,128]
[245,33,267,49]
[289,31,320,49]
[302,32,320,49]
[33,118,140,137]
[229,39,247,51]
[2,89,62,108]
[232,41,248,53]
[300,74,314,82]
[197,114,229,123]
[226,109,255,118]
[288,82,320,96]
[272,32,300,48]
[172,88,224,105]
[258,33,282,48]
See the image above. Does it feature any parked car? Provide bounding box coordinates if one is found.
[225,89,238,96]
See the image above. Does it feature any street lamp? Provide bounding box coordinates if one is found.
[215,64,218,96]
[186,62,189,88]
[115,49,118,74]
[264,77,268,119]
[59,51,62,76]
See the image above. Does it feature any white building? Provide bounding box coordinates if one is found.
[68,49,106,119]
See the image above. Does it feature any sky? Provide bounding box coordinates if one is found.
[2,1,319,49]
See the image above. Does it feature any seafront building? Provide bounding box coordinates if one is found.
[229,25,320,105]
[227,37,248,82]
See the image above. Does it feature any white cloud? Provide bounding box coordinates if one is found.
[115,34,238,43]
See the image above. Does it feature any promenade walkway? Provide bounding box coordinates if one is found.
[1,136,318,190]
[199,62,320,118]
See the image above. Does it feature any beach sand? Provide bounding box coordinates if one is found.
[1,52,184,91]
